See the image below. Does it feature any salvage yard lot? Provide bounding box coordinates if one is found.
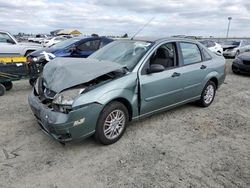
[0,59,249,188]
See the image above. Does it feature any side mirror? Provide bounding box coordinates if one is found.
[147,64,165,74]
[6,39,16,44]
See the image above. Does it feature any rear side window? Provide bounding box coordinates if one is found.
[201,48,212,61]
[180,43,202,65]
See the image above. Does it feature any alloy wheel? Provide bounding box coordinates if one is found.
[103,109,126,140]
[204,85,215,104]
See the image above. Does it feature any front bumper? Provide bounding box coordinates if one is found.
[223,51,236,57]
[28,91,103,142]
[232,62,250,74]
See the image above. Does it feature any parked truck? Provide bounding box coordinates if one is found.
[0,31,42,57]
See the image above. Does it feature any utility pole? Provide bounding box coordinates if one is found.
[226,17,232,39]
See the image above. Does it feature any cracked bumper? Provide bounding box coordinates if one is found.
[28,91,103,142]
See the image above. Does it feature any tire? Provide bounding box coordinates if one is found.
[198,81,216,107]
[24,50,34,57]
[95,101,129,145]
[3,81,13,91]
[0,84,6,96]
[29,78,37,86]
[232,68,239,74]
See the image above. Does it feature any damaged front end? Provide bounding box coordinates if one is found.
[28,58,127,142]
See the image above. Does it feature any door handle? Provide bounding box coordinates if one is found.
[200,65,207,69]
[172,72,181,77]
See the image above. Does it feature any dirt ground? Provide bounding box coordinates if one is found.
[0,59,249,188]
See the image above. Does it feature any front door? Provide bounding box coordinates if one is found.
[72,39,100,58]
[139,42,183,115]
[0,32,21,56]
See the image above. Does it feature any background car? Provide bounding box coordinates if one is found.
[27,36,114,64]
[200,40,223,54]
[232,49,250,74]
[0,31,42,57]
[222,40,250,57]
[28,34,48,43]
[41,36,67,47]
[28,37,226,145]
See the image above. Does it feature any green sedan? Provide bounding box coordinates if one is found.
[28,37,226,145]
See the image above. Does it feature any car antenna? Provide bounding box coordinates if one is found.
[131,17,154,40]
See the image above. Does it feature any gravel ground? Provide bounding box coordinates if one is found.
[0,59,249,188]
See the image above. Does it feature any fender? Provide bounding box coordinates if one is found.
[98,88,139,118]
[201,71,219,88]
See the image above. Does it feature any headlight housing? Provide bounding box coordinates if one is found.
[52,88,85,105]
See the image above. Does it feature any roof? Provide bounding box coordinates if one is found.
[132,36,198,43]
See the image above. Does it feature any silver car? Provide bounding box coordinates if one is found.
[222,40,250,57]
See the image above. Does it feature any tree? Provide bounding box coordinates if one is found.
[122,33,128,38]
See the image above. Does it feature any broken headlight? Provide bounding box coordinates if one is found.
[53,88,85,106]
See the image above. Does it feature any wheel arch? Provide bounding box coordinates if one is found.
[24,50,35,57]
[209,77,218,89]
[105,97,133,121]
[202,71,220,90]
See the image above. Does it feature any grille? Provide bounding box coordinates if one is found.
[243,60,250,65]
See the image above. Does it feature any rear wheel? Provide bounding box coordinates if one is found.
[95,101,129,145]
[0,84,6,96]
[198,81,216,107]
[3,81,13,91]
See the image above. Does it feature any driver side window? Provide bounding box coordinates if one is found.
[77,40,100,51]
[141,42,177,75]
[0,32,15,44]
[149,42,177,69]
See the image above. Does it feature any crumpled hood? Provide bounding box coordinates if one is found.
[238,52,250,61]
[222,45,238,50]
[42,57,124,93]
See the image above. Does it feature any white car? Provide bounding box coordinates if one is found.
[200,40,223,55]
[222,40,250,57]
[28,34,48,43]
[0,31,42,57]
[41,36,67,47]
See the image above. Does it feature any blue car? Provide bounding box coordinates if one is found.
[27,36,113,85]
[27,36,113,62]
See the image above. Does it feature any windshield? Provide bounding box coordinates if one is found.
[88,40,153,71]
[52,37,80,49]
[223,41,240,46]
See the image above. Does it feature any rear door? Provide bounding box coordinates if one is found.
[177,42,209,100]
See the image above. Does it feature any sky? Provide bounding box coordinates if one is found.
[0,0,250,37]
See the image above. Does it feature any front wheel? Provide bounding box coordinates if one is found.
[3,81,13,91]
[95,101,129,145]
[198,81,216,107]
[0,84,6,96]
